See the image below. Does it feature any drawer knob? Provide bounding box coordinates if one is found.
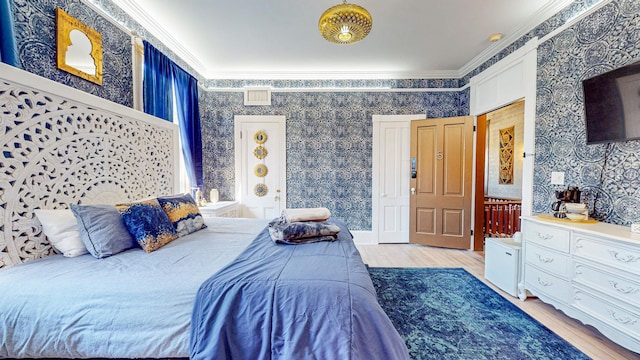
[609,250,640,263]
[536,232,552,240]
[608,309,638,325]
[609,281,639,294]
[537,277,552,287]
[536,254,554,263]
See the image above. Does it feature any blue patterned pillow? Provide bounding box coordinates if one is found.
[116,198,178,253]
[157,193,207,237]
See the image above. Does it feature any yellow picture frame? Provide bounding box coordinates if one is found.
[56,8,103,85]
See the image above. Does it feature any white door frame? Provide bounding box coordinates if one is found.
[470,37,538,221]
[372,114,425,244]
[234,115,287,217]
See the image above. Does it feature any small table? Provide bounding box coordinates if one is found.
[199,201,238,218]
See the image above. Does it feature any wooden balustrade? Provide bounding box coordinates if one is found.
[483,197,521,238]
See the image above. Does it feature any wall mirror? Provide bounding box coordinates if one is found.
[56,8,103,85]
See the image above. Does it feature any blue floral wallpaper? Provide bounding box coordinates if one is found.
[533,0,640,225]
[9,0,640,229]
[11,0,133,107]
[200,90,467,230]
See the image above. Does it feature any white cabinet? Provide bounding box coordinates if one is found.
[485,238,521,297]
[199,201,238,218]
[520,216,640,353]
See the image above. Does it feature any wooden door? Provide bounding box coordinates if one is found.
[409,116,473,249]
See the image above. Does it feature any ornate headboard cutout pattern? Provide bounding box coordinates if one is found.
[0,63,179,269]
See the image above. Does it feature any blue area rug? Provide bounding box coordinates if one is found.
[368,267,589,360]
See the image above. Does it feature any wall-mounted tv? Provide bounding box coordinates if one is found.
[583,62,640,145]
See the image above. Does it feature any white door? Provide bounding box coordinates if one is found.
[234,115,286,219]
[372,114,425,243]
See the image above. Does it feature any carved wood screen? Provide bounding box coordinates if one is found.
[0,64,179,268]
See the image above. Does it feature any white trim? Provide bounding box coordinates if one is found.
[351,231,376,245]
[203,70,461,81]
[459,0,573,77]
[372,114,425,244]
[469,37,539,241]
[81,0,131,33]
[202,85,469,93]
[109,0,207,75]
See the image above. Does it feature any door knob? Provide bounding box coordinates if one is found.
[411,187,416,195]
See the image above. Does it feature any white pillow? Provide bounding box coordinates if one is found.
[34,209,88,257]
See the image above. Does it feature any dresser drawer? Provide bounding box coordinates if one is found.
[573,233,640,273]
[574,262,640,307]
[522,220,570,253]
[525,242,570,278]
[525,264,570,303]
[573,288,640,339]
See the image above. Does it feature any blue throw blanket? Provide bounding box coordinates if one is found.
[268,218,341,244]
[190,219,409,360]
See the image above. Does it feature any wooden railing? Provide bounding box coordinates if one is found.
[484,196,521,238]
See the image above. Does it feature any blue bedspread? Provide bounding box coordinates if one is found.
[190,219,409,360]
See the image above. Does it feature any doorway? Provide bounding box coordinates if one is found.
[409,116,474,249]
[372,114,425,243]
[473,102,524,250]
[234,115,286,219]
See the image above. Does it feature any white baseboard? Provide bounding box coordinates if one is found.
[351,230,377,245]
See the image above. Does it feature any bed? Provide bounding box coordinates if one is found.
[0,217,267,358]
[0,63,409,359]
[0,216,408,359]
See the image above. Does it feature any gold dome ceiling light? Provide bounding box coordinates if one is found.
[318,1,372,45]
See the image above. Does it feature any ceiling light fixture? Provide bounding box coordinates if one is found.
[318,1,372,45]
[488,33,504,43]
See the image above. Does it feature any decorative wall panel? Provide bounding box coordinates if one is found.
[534,0,640,225]
[0,66,177,268]
[499,126,515,185]
[200,90,466,230]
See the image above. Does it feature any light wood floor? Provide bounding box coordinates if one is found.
[356,243,640,360]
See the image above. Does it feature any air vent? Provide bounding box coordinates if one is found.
[244,87,271,106]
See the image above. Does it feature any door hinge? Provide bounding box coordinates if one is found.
[471,229,474,236]
[473,125,476,132]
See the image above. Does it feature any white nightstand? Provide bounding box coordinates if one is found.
[199,201,238,218]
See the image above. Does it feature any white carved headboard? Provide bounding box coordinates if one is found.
[0,63,180,268]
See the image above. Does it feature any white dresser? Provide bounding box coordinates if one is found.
[520,216,640,354]
[199,201,238,218]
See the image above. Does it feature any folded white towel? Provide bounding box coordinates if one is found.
[281,207,331,223]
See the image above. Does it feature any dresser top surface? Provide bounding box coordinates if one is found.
[522,215,640,246]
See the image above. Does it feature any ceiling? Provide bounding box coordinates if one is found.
[111,0,573,80]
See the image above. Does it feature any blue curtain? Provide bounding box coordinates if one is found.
[172,66,203,187]
[0,0,21,67]
[143,41,203,187]
[143,41,173,121]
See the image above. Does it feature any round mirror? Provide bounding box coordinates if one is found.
[254,145,268,160]
[254,130,267,144]
[254,183,268,197]
[254,164,268,177]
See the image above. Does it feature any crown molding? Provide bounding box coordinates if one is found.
[201,70,461,81]
[106,0,578,81]
[109,0,207,76]
[459,0,574,78]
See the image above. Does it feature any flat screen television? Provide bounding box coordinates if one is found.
[582,62,640,144]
